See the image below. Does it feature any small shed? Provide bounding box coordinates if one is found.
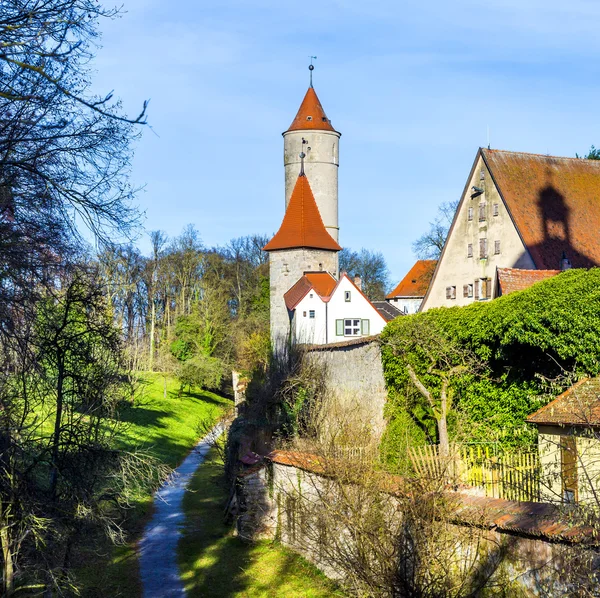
[527,378,600,504]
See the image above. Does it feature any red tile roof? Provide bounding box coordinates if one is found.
[263,174,342,252]
[527,378,600,427]
[496,267,561,296]
[482,149,600,269]
[283,271,337,310]
[386,260,437,299]
[286,87,336,133]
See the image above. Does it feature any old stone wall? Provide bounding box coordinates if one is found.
[236,454,600,596]
[305,336,387,438]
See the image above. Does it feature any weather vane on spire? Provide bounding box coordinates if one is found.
[308,56,317,88]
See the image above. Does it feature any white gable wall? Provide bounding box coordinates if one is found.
[293,292,328,345]
[422,154,535,311]
[387,296,422,315]
[327,277,387,342]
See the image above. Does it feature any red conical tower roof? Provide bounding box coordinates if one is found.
[263,174,341,252]
[286,87,336,132]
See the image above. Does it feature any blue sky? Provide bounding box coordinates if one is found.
[92,0,600,284]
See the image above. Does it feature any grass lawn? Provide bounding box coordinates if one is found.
[77,372,232,597]
[179,447,345,598]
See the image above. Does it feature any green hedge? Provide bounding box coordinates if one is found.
[380,268,600,471]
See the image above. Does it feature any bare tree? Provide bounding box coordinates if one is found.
[412,201,458,260]
[339,248,390,300]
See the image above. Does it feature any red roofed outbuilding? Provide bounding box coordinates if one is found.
[387,260,436,314]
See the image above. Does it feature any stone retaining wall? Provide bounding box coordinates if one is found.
[236,450,600,595]
[305,336,387,438]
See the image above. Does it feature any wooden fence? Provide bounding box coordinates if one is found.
[409,444,540,502]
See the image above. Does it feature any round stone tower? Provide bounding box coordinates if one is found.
[283,85,341,242]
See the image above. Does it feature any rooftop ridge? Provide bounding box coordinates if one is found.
[483,147,600,163]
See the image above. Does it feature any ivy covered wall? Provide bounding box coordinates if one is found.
[380,269,600,471]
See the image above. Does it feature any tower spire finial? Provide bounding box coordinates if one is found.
[308,56,317,88]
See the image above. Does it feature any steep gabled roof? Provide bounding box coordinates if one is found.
[286,87,336,133]
[263,174,342,252]
[482,149,600,270]
[496,267,561,296]
[284,271,337,310]
[372,301,403,322]
[527,378,600,427]
[387,260,437,299]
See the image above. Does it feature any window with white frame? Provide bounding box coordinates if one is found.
[309,310,315,319]
[494,240,501,255]
[344,318,361,336]
[493,203,499,216]
[468,207,473,221]
[336,319,370,336]
[467,243,473,258]
[344,291,351,302]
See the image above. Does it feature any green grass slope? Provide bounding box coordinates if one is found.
[78,373,231,597]
[179,447,345,598]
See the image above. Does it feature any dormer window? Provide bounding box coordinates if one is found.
[306,116,313,121]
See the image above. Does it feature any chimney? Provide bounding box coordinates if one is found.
[353,274,362,290]
[560,251,572,271]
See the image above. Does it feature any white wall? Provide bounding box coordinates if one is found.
[387,296,422,314]
[326,277,387,342]
[423,154,535,311]
[293,292,328,345]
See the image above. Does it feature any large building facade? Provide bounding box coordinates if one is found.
[422,149,600,310]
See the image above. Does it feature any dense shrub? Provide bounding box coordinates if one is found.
[380,268,600,470]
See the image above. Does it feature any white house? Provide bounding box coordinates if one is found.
[386,260,436,314]
[284,272,388,345]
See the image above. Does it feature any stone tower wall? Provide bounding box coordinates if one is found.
[283,129,340,242]
[269,248,339,348]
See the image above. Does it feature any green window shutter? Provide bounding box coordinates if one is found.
[336,319,343,336]
[362,319,370,335]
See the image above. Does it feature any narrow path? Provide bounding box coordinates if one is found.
[139,424,224,598]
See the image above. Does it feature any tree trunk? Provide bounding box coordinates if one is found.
[438,381,450,457]
[149,292,156,371]
[50,358,65,498]
[1,502,14,597]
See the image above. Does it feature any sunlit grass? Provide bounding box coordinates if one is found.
[77,372,232,597]
[179,447,345,598]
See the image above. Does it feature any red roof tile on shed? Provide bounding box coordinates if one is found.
[286,87,336,132]
[263,174,342,252]
[283,271,337,310]
[482,149,600,270]
[386,260,437,299]
[496,267,561,296]
[527,378,600,427]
